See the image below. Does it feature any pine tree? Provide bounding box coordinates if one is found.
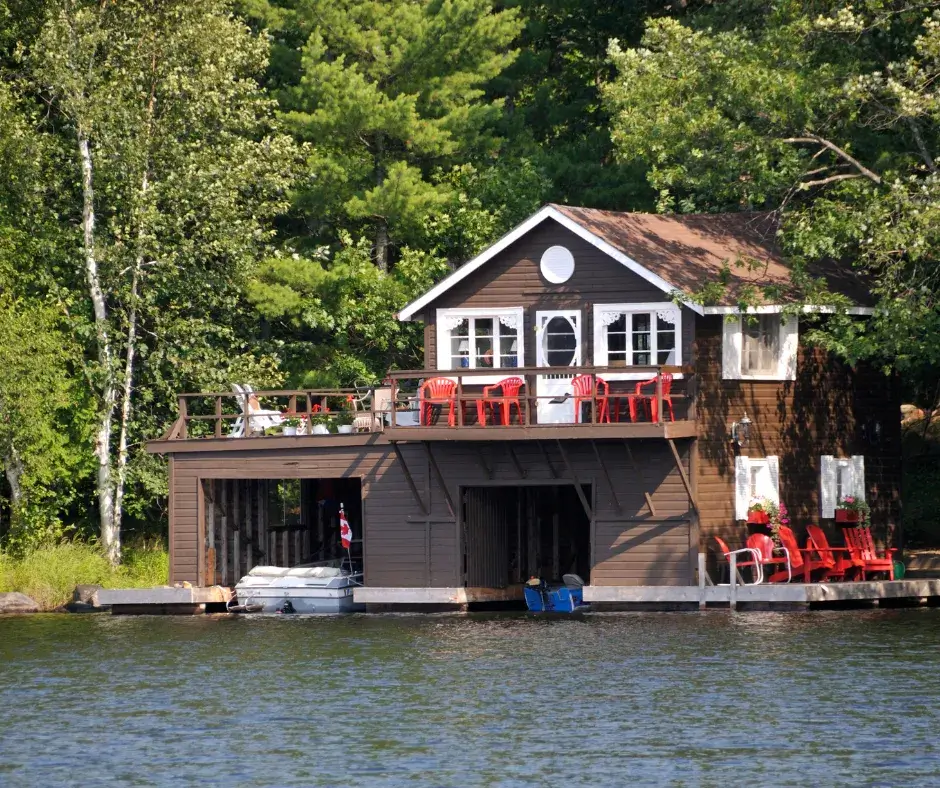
[246,0,522,270]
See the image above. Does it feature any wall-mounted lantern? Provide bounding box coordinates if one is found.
[731,412,752,447]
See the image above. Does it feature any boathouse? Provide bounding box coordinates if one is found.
[148,204,901,607]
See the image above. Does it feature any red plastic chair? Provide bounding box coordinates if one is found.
[768,526,839,583]
[806,524,858,581]
[746,533,792,583]
[478,377,524,426]
[420,377,457,427]
[714,536,763,584]
[571,375,610,423]
[843,526,896,580]
[628,373,674,422]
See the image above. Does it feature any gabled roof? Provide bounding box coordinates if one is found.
[398,204,870,320]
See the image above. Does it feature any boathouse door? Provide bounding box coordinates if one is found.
[535,310,581,424]
[464,487,511,588]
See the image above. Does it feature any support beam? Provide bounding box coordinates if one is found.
[536,440,558,479]
[667,439,699,513]
[554,439,594,520]
[474,446,493,480]
[393,443,430,516]
[591,440,622,514]
[505,443,526,479]
[423,441,455,518]
[623,441,656,517]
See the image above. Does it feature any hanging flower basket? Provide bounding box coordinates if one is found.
[747,510,770,525]
[834,496,870,527]
[835,509,860,523]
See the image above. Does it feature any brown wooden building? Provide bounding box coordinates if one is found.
[149,205,900,605]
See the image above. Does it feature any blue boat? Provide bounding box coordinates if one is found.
[523,574,589,613]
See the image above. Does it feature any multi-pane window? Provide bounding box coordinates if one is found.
[597,305,680,368]
[742,315,779,375]
[447,315,520,369]
[543,316,578,366]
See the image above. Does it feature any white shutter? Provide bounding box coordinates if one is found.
[779,316,799,381]
[722,317,742,380]
[851,455,866,501]
[820,455,836,518]
[734,456,750,519]
[765,455,780,503]
[436,318,451,370]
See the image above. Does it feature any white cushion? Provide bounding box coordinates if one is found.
[248,566,289,577]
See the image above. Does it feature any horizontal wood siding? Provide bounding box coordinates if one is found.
[422,439,693,585]
[421,219,694,370]
[169,445,440,588]
[695,316,902,555]
[167,437,694,588]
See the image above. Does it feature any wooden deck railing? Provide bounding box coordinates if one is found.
[163,366,694,440]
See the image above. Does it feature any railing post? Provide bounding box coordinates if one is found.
[590,373,597,424]
[390,376,398,427]
[525,373,534,425]
[698,553,707,610]
[242,391,251,438]
[289,394,297,416]
[729,552,737,610]
[214,395,222,439]
[656,370,664,426]
[456,376,464,427]
[178,396,188,439]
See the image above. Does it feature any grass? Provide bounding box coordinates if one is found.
[0,540,168,611]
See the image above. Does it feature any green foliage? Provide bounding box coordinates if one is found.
[604,2,940,375]
[248,234,449,384]
[243,0,522,262]
[0,540,168,610]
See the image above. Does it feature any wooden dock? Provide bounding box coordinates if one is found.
[97,586,233,615]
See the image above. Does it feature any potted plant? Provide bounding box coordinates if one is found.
[309,412,331,435]
[835,496,870,526]
[746,498,789,543]
[282,416,302,436]
[337,401,356,434]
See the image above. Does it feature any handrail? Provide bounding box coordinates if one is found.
[165,365,694,439]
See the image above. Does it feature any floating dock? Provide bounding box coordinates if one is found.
[97,586,233,615]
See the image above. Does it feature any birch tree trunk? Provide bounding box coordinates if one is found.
[79,129,120,564]
[4,447,24,510]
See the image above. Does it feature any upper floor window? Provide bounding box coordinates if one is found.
[536,311,581,367]
[722,314,798,381]
[436,308,523,371]
[593,303,681,373]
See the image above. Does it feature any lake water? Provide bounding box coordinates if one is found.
[1,610,939,787]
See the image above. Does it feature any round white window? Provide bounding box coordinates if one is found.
[540,245,575,283]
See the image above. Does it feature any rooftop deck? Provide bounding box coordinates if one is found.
[154,365,696,449]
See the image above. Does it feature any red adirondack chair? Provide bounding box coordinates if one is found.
[842,527,897,580]
[805,524,858,581]
[714,536,763,584]
[571,374,610,423]
[420,377,457,427]
[747,533,792,583]
[627,373,675,422]
[478,377,524,426]
[768,526,838,583]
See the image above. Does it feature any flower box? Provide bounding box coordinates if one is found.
[835,509,860,523]
[747,511,770,525]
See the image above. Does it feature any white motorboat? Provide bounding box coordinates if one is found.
[233,565,365,613]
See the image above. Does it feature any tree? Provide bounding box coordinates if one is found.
[25,0,296,561]
[603,2,940,374]
[244,0,522,270]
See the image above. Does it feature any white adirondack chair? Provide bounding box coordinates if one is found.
[229,384,284,437]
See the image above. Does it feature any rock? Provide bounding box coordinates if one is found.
[73,584,103,605]
[0,592,40,614]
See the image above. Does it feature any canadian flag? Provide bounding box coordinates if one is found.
[339,503,352,550]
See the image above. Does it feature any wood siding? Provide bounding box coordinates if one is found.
[419,219,695,370]
[694,316,901,553]
[167,437,694,588]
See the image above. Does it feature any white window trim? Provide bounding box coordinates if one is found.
[535,310,582,367]
[722,315,798,381]
[436,307,524,386]
[593,302,683,381]
[820,455,865,518]
[734,455,780,520]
